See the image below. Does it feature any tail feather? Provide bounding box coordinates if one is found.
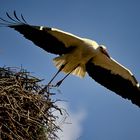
[53,56,86,78]
[72,65,86,78]
[53,56,66,69]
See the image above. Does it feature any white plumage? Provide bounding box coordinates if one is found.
[0,11,140,107]
[53,37,99,78]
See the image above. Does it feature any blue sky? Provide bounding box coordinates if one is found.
[1,0,140,140]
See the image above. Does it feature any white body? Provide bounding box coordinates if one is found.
[48,28,139,87]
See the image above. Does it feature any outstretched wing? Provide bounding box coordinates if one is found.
[86,54,140,107]
[0,11,83,55]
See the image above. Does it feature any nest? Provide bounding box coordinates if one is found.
[0,67,62,140]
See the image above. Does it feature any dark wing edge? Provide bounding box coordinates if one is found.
[0,11,27,26]
[0,11,72,55]
[86,60,140,108]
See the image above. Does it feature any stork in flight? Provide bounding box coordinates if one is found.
[0,12,140,107]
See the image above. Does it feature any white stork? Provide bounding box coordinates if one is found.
[0,11,140,107]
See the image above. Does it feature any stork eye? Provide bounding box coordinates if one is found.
[99,46,110,58]
[100,46,103,50]
[99,45,106,50]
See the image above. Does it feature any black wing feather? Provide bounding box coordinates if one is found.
[9,24,70,55]
[86,60,140,107]
[0,12,74,55]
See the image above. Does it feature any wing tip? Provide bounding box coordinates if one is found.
[131,75,140,88]
[0,11,27,27]
[136,83,140,88]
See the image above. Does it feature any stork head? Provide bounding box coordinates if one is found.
[99,45,110,58]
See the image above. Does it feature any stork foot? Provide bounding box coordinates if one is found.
[55,80,63,87]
